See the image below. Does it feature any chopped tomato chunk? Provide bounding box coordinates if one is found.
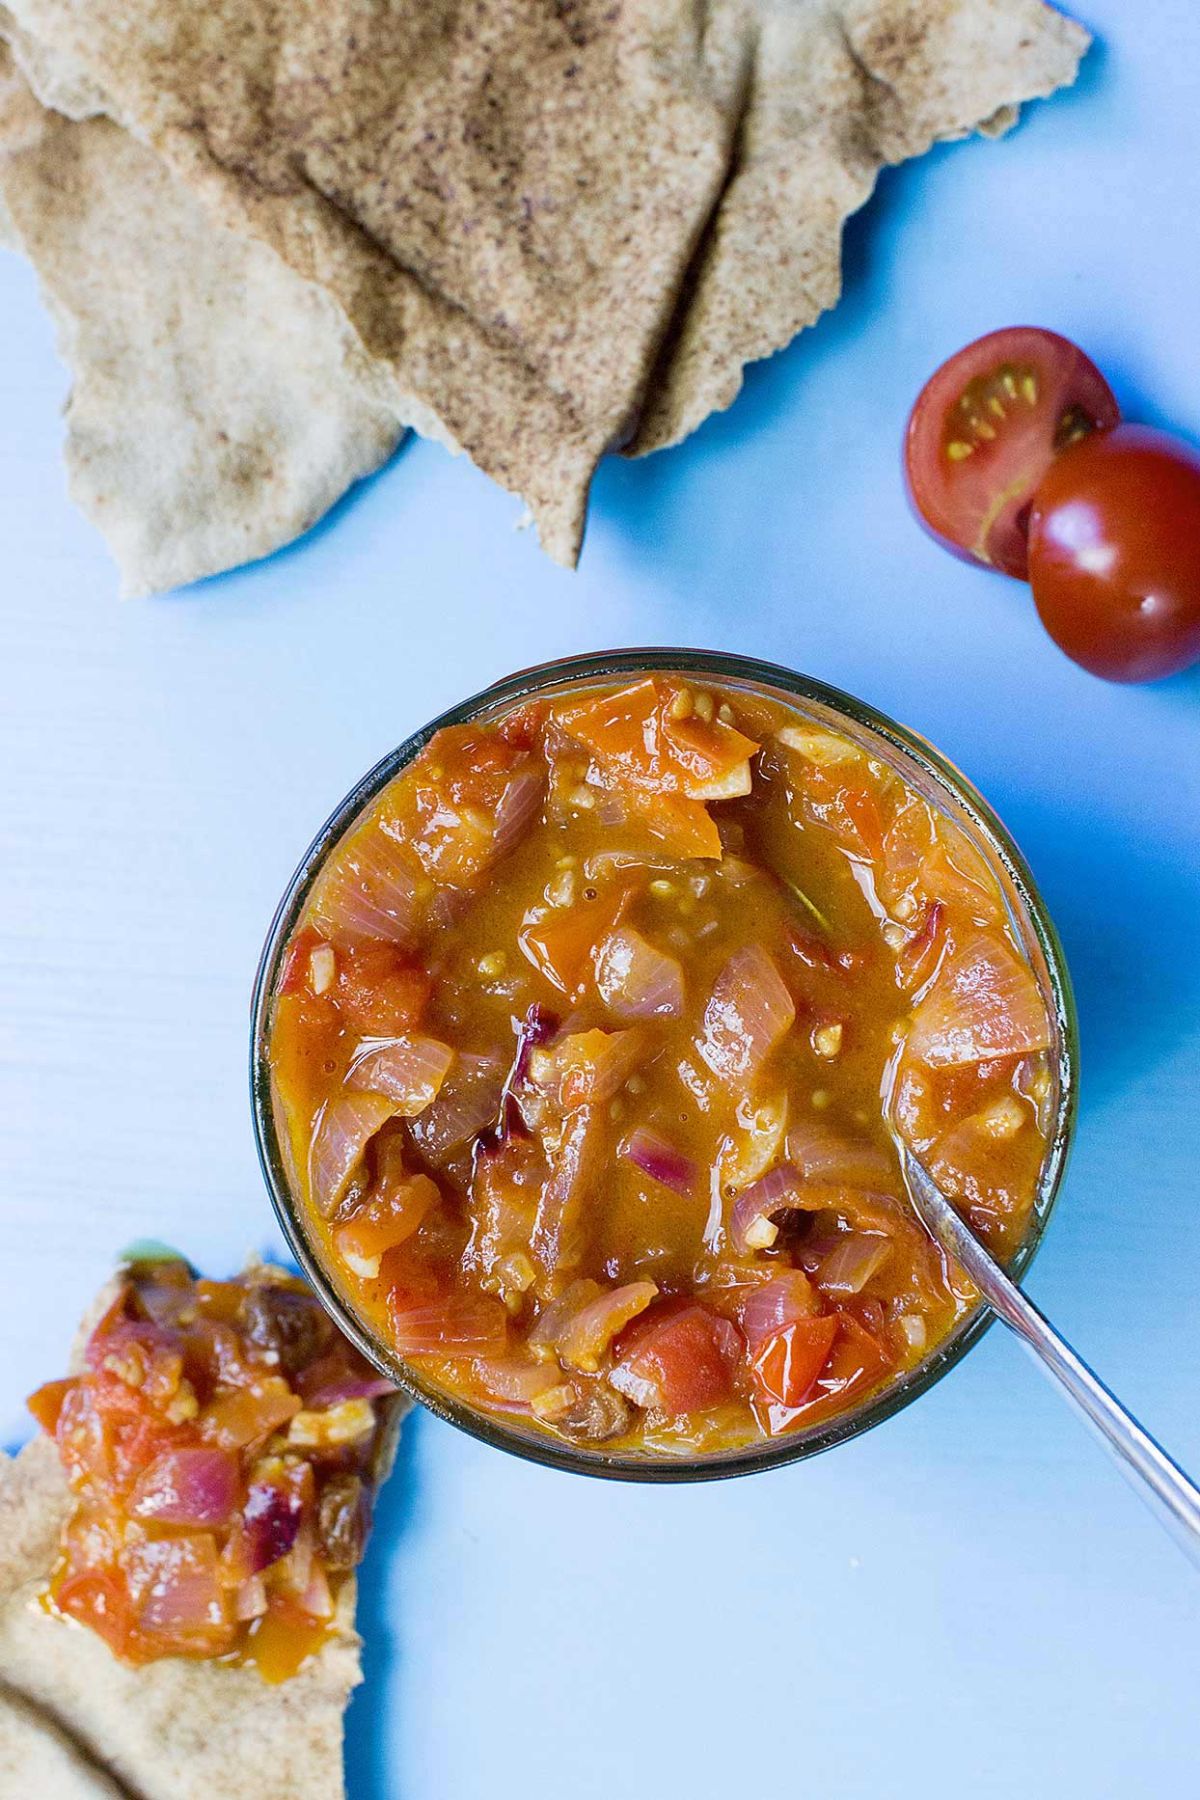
[27,1376,76,1435]
[335,946,431,1037]
[751,1316,839,1409]
[756,1314,895,1437]
[557,677,758,800]
[612,1303,741,1416]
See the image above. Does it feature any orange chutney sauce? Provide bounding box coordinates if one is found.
[267,674,1057,1457]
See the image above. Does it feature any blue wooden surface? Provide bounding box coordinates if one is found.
[2,5,1198,1795]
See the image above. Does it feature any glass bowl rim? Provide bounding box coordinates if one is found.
[250,647,1079,1484]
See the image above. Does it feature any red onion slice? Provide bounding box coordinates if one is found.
[736,1271,821,1354]
[555,1281,659,1373]
[786,1120,895,1191]
[470,1355,564,1412]
[299,1350,398,1409]
[409,1053,507,1165]
[729,1161,806,1253]
[595,925,685,1020]
[491,762,545,861]
[308,1089,398,1217]
[814,1232,892,1295]
[699,945,795,1081]
[531,1101,602,1276]
[308,821,423,947]
[540,1027,643,1108]
[904,931,1051,1069]
[347,1035,455,1116]
[620,1127,696,1197]
[388,1291,508,1358]
[127,1448,240,1530]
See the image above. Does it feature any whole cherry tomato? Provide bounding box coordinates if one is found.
[905,327,1120,579]
[1027,424,1200,682]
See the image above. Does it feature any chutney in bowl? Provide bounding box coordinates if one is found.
[252,651,1076,1480]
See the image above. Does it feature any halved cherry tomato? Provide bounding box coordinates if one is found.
[1028,423,1200,682]
[905,328,1120,578]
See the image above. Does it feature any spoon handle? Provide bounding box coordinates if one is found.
[904,1155,1200,1571]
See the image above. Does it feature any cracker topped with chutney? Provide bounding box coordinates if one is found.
[0,1255,406,1799]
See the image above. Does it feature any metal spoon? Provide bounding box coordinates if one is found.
[901,1148,1200,1571]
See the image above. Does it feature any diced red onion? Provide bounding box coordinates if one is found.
[309,1089,398,1216]
[492,762,545,861]
[905,931,1051,1069]
[814,1232,892,1295]
[736,1271,821,1354]
[234,1575,268,1622]
[699,945,795,1081]
[620,1127,696,1197]
[595,926,685,1020]
[347,1035,455,1116]
[388,1291,508,1357]
[786,1121,895,1191]
[242,1478,306,1574]
[308,823,422,947]
[556,1281,659,1373]
[729,1161,806,1254]
[127,1448,240,1530]
[126,1535,227,1634]
[471,1356,564,1412]
[409,1053,507,1165]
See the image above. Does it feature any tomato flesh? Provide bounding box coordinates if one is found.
[1028,423,1200,683]
[613,1303,739,1415]
[905,328,1120,578]
[751,1316,838,1409]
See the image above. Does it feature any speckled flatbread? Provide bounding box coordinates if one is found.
[0,1683,130,1798]
[631,0,1090,454]
[0,1275,408,1800]
[0,0,1088,578]
[0,42,402,597]
[0,0,740,565]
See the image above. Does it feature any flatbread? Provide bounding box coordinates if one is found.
[0,0,742,565]
[631,0,1090,453]
[0,0,1089,576]
[0,1684,132,1798]
[0,1276,408,1800]
[0,43,403,597]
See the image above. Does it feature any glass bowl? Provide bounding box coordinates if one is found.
[251,649,1078,1482]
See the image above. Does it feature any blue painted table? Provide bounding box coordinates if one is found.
[2,5,1198,1794]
